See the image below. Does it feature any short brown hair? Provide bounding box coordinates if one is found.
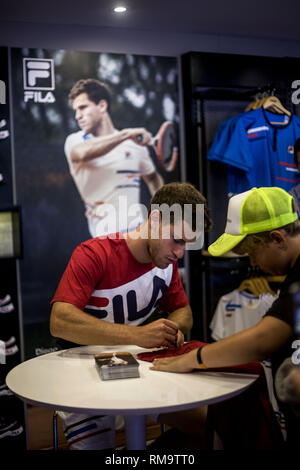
[69,79,111,112]
[234,220,300,255]
[148,182,212,232]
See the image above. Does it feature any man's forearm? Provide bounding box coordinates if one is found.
[167,305,193,334]
[50,301,180,349]
[143,171,164,196]
[50,302,136,345]
[70,129,131,163]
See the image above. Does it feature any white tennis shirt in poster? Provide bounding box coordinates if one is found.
[64,130,156,237]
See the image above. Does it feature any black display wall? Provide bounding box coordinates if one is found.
[181,51,300,341]
[9,48,181,360]
[0,46,26,449]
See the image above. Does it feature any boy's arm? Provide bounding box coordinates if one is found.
[201,315,293,367]
[151,316,293,373]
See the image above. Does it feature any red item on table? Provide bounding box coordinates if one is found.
[137,340,263,375]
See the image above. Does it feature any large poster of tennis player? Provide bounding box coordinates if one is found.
[10,48,181,358]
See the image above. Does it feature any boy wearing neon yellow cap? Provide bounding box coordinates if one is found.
[151,187,300,443]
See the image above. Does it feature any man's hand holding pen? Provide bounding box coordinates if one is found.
[136,318,183,349]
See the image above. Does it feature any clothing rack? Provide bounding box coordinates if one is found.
[191,84,294,200]
[193,84,290,102]
[188,84,294,341]
[181,52,300,342]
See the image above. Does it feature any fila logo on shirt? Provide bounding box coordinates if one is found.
[85,270,171,324]
[23,58,56,104]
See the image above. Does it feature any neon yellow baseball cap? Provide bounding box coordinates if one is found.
[208,187,298,257]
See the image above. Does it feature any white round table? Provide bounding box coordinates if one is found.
[6,345,258,450]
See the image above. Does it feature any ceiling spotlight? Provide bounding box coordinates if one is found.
[114,6,127,13]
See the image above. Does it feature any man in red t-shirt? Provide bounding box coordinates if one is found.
[50,182,212,450]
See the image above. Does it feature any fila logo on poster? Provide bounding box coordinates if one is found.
[23,58,56,103]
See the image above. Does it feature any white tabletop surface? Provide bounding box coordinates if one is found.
[6,345,258,415]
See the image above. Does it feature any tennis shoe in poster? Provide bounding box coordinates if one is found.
[0,303,14,314]
[0,417,23,440]
[0,130,9,140]
[0,295,14,313]
[3,337,19,356]
[0,380,13,397]
[0,295,11,306]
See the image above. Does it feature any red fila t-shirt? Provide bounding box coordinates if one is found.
[51,235,188,325]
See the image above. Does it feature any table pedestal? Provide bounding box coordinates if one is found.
[124,415,146,450]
